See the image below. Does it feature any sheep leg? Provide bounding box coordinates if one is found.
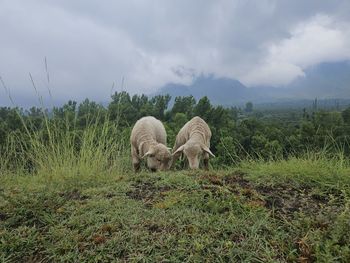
[131,146,141,172]
[171,152,181,170]
[203,152,209,171]
[184,161,189,169]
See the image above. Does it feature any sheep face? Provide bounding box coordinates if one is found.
[173,143,215,169]
[143,144,172,172]
[183,144,202,169]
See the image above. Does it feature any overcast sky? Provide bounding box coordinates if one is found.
[1,0,350,106]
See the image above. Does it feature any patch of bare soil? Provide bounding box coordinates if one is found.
[126,181,171,207]
[104,193,116,199]
[200,171,251,195]
[0,211,8,221]
[201,171,249,186]
[145,223,162,233]
[59,189,89,201]
[200,172,342,220]
[256,185,313,216]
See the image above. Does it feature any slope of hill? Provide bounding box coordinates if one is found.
[156,75,255,106]
[285,61,350,98]
[156,61,350,105]
[1,158,349,261]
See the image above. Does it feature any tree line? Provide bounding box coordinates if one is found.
[1,91,350,169]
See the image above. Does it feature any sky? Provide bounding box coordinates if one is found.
[1,0,350,106]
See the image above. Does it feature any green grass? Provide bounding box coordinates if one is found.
[1,157,350,262]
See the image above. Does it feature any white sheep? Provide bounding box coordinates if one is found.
[130,116,172,172]
[172,116,215,170]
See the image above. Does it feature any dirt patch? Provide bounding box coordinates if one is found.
[91,234,107,245]
[256,184,332,219]
[145,223,162,233]
[200,172,341,219]
[105,193,116,199]
[59,189,89,201]
[143,221,178,235]
[23,254,46,263]
[126,181,171,207]
[296,236,314,263]
[0,212,8,221]
[258,185,305,211]
[223,171,251,189]
[200,172,252,196]
[200,171,250,188]
[230,234,245,244]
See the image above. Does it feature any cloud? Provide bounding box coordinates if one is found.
[0,0,350,105]
[243,14,350,86]
[270,15,350,67]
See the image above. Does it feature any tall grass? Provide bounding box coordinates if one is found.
[1,111,131,180]
[240,145,350,191]
[1,64,131,179]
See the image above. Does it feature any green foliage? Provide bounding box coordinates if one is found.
[1,93,350,171]
[245,101,253,112]
[342,106,350,124]
[172,96,196,117]
[194,96,212,121]
[150,95,171,120]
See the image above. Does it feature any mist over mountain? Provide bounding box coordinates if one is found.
[156,61,350,106]
[159,75,254,105]
[283,61,350,98]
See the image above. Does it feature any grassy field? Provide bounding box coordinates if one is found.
[0,115,349,262]
[1,156,350,262]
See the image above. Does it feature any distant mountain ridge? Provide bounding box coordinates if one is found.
[155,61,350,106]
[160,75,254,105]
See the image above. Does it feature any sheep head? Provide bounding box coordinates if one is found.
[172,143,214,169]
[142,143,172,171]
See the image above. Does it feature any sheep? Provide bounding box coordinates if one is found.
[130,116,172,172]
[172,116,215,170]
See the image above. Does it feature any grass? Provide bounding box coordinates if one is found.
[1,157,350,262]
[0,112,349,262]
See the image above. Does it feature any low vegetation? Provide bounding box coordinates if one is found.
[1,157,349,262]
[0,93,350,262]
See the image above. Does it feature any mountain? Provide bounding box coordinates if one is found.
[156,75,257,106]
[155,61,350,106]
[285,61,350,98]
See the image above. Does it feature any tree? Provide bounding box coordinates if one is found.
[173,113,188,129]
[194,96,212,121]
[108,91,137,126]
[229,107,239,122]
[342,107,350,124]
[171,96,196,117]
[245,101,253,113]
[151,95,171,120]
[53,100,78,125]
[77,99,105,127]
[313,110,343,132]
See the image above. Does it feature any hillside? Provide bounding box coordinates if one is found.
[157,75,257,106]
[156,61,350,106]
[1,158,350,262]
[285,61,350,98]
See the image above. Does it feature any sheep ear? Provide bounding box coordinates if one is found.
[142,149,155,158]
[201,144,215,157]
[172,145,184,156]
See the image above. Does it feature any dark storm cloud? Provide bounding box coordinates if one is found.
[1,0,349,106]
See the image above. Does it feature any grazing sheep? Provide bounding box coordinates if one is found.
[172,116,215,170]
[130,116,172,172]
